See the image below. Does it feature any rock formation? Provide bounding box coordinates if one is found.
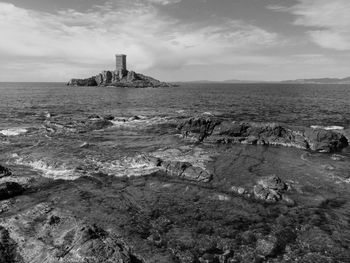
[177,117,348,152]
[68,69,171,88]
[0,165,12,178]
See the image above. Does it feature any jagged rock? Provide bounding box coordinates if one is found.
[257,175,287,191]
[0,182,24,200]
[84,119,114,131]
[103,114,115,121]
[304,128,348,152]
[67,77,97,86]
[68,69,171,88]
[177,117,221,142]
[177,117,348,152]
[253,176,291,203]
[160,161,212,182]
[126,71,139,82]
[0,226,22,263]
[0,165,12,178]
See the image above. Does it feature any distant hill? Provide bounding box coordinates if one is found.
[173,76,350,84]
[281,77,350,84]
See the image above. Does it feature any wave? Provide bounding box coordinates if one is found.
[13,155,80,180]
[311,125,344,130]
[111,116,169,128]
[0,128,28,136]
[91,154,159,177]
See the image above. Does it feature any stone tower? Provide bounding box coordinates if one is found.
[115,54,127,71]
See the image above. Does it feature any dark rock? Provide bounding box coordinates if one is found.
[95,71,115,86]
[304,128,348,152]
[0,165,12,178]
[129,116,141,121]
[126,71,139,82]
[257,175,286,191]
[0,226,22,263]
[177,117,221,142]
[88,114,101,119]
[177,117,348,152]
[84,119,114,131]
[68,69,171,88]
[254,185,281,203]
[161,161,212,182]
[103,114,115,121]
[67,77,97,86]
[253,176,290,203]
[0,182,24,200]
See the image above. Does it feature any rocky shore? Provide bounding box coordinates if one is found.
[1,115,350,262]
[177,117,348,152]
[67,69,172,88]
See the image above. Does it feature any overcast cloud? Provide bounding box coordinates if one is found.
[0,0,349,81]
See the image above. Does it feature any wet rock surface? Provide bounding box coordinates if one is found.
[1,116,350,262]
[0,165,12,178]
[0,182,24,200]
[178,117,348,152]
[1,142,350,263]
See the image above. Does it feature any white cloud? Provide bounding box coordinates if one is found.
[145,0,182,5]
[0,1,280,81]
[278,0,350,50]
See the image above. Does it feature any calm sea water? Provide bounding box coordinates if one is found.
[0,82,349,180]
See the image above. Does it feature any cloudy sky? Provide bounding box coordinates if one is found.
[0,0,350,81]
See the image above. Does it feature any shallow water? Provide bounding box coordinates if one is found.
[0,82,349,179]
[1,82,350,261]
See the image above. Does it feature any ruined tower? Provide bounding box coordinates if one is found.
[115,54,127,72]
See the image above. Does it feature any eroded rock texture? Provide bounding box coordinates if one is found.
[67,69,171,88]
[178,117,348,152]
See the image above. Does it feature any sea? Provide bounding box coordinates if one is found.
[0,82,350,180]
[1,82,350,261]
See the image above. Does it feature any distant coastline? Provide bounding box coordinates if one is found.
[173,76,350,85]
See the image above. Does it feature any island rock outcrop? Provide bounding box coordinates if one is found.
[68,69,171,88]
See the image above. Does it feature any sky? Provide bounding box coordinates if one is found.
[0,0,350,82]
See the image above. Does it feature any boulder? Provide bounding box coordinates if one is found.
[253,176,291,203]
[256,235,279,257]
[257,175,287,191]
[0,165,12,178]
[0,182,24,200]
[177,117,348,152]
[160,161,212,182]
[84,119,114,131]
[304,128,348,152]
[177,117,221,142]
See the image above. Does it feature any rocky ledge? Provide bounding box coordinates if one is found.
[67,69,172,88]
[177,117,349,152]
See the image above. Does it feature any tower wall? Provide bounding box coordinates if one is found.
[115,54,127,71]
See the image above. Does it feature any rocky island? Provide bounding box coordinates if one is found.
[67,54,172,88]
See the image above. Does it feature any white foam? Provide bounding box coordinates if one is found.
[14,157,79,180]
[0,128,28,136]
[111,116,168,128]
[311,125,344,130]
[91,154,159,177]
